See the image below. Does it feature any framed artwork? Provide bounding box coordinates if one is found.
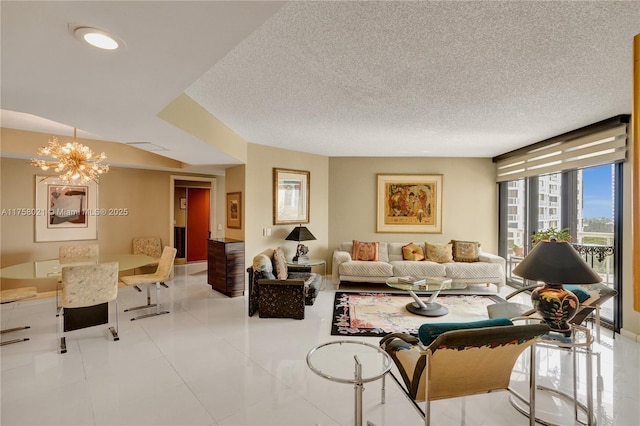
[35,175,98,242]
[273,168,310,225]
[179,197,186,210]
[226,192,242,229]
[376,174,443,233]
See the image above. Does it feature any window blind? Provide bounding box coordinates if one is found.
[495,118,629,182]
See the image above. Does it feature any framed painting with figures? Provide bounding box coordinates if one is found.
[376,174,443,233]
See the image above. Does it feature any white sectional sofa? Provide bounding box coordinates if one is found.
[332,241,505,290]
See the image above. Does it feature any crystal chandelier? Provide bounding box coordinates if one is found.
[31,128,109,183]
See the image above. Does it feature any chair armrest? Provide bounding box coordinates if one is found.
[478,251,506,266]
[505,283,543,300]
[332,250,352,284]
[379,332,419,348]
[257,279,305,286]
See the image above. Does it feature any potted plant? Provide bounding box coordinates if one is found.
[512,243,524,256]
[531,227,572,246]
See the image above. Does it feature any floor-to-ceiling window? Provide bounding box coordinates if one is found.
[496,116,628,332]
[499,165,621,330]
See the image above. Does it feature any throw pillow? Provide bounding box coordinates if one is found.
[402,243,425,261]
[352,240,379,261]
[451,240,481,262]
[418,318,513,346]
[273,247,288,279]
[564,285,591,303]
[425,242,454,263]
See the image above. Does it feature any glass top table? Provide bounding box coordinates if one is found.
[386,276,452,317]
[306,340,392,426]
[0,254,156,279]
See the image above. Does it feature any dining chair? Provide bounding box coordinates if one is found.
[379,320,549,425]
[131,237,169,287]
[1,287,37,346]
[58,262,119,354]
[56,244,99,316]
[120,246,177,321]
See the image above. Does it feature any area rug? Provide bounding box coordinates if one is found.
[331,291,504,337]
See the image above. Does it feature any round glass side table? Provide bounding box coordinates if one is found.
[306,340,392,426]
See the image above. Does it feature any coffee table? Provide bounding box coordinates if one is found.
[386,276,452,317]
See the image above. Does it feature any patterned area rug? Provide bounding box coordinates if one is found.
[331,291,504,337]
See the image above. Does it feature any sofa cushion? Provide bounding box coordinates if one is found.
[444,261,503,280]
[253,251,274,273]
[352,240,380,261]
[273,247,288,279]
[451,240,480,262]
[418,318,514,346]
[390,261,446,278]
[402,243,425,261]
[425,242,454,263]
[340,261,394,277]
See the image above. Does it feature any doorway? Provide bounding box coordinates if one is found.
[170,176,216,264]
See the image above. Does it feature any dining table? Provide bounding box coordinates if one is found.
[0,254,156,331]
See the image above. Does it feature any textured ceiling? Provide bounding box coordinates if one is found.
[187,1,640,158]
[2,1,639,166]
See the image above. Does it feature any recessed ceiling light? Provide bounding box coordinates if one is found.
[73,27,120,50]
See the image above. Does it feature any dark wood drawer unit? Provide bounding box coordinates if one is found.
[207,238,245,297]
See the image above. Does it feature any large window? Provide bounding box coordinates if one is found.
[499,164,621,330]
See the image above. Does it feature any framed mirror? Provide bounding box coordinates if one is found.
[273,168,310,225]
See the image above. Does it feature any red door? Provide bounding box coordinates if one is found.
[186,188,210,262]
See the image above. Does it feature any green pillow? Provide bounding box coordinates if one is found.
[564,285,591,303]
[418,318,513,346]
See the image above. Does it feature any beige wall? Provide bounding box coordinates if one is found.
[328,157,498,253]
[224,165,245,241]
[245,143,329,268]
[0,156,220,292]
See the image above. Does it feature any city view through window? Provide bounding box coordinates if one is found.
[506,164,617,322]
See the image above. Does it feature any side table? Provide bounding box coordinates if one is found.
[510,323,596,426]
[306,340,392,426]
[287,258,326,289]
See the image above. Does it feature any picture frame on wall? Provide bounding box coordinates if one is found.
[226,192,242,229]
[35,175,98,242]
[376,173,443,233]
[273,168,310,225]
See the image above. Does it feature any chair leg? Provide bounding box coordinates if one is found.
[0,325,31,346]
[128,282,169,321]
[58,307,67,354]
[124,282,157,312]
[109,299,120,341]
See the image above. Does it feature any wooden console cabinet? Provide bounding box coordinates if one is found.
[207,238,245,297]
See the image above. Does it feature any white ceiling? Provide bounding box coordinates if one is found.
[2,1,639,167]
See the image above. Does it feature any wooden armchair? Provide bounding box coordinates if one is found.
[379,320,549,425]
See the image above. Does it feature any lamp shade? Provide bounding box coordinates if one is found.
[512,240,602,284]
[285,226,316,242]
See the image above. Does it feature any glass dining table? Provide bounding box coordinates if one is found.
[0,254,156,280]
[0,254,156,331]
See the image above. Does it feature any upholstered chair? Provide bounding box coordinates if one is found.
[59,262,119,353]
[380,320,549,425]
[56,244,99,316]
[120,246,177,321]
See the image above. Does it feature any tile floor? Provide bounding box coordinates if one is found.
[1,262,639,425]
